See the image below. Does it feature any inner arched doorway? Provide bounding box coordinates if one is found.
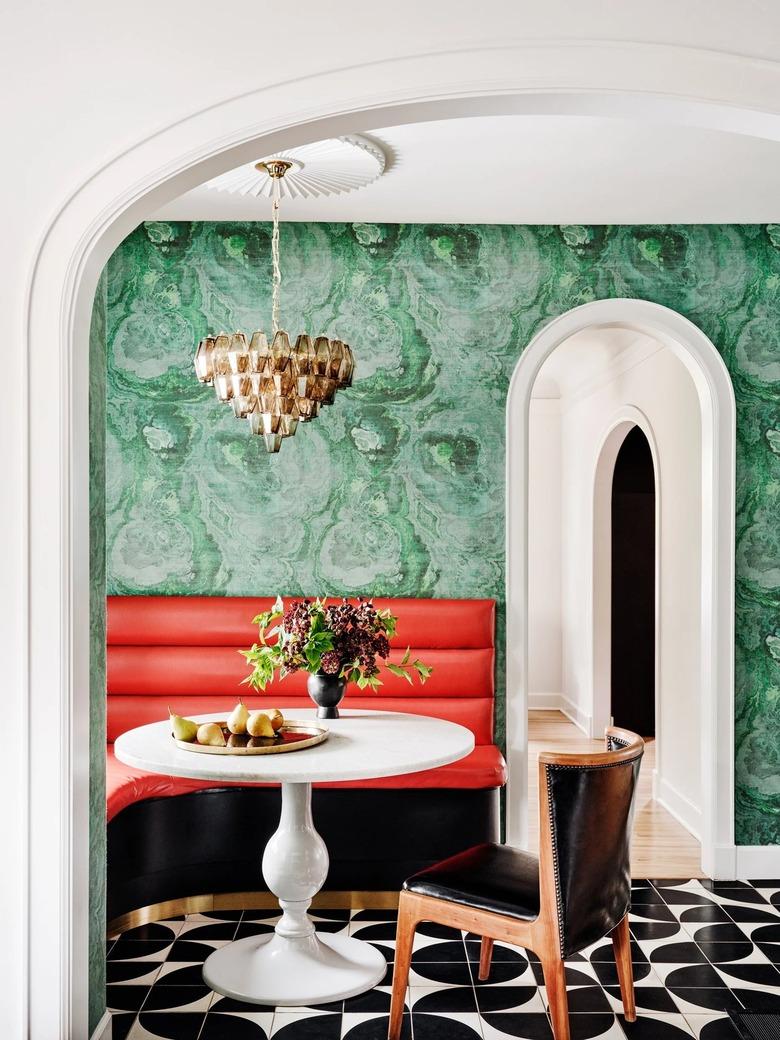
[610,425,656,738]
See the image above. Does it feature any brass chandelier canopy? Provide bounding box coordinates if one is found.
[193,159,355,453]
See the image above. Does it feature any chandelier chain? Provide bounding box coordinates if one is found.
[271,174,281,334]
[194,156,354,453]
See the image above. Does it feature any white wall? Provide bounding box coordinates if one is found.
[528,399,563,702]
[528,340,703,835]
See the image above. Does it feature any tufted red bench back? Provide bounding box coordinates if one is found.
[106,596,496,746]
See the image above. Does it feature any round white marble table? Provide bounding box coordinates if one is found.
[114,708,474,1006]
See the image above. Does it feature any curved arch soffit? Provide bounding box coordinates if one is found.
[31,40,780,331]
[505,298,735,882]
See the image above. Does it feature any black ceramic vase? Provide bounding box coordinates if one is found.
[307,672,347,719]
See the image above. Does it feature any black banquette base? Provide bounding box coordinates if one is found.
[108,786,500,922]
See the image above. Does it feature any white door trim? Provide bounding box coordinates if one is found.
[505,299,736,880]
[18,40,779,1037]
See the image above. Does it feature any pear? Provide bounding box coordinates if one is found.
[197,722,226,747]
[227,698,250,735]
[264,707,284,733]
[169,707,198,743]
[246,711,275,738]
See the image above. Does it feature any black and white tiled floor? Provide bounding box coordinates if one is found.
[107,879,780,1040]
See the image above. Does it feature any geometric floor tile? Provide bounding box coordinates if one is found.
[683,1017,738,1040]
[108,881,780,1040]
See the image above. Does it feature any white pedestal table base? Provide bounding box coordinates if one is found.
[203,930,387,1006]
[203,781,386,1006]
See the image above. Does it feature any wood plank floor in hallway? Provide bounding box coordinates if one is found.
[526,709,704,878]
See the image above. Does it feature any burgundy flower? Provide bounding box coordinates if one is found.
[245,596,431,693]
[320,650,342,674]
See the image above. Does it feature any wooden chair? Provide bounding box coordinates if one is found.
[388,727,644,1040]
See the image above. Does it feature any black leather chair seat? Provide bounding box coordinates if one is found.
[404,842,541,921]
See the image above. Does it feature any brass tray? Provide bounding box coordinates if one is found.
[173,721,328,755]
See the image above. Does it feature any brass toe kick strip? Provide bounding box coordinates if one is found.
[107,890,400,937]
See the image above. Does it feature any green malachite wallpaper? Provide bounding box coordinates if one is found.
[102,221,780,847]
[89,275,107,1036]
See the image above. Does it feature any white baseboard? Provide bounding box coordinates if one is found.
[734,845,780,879]
[700,844,780,880]
[528,692,562,710]
[702,844,736,880]
[90,1011,112,1040]
[528,692,591,736]
[655,775,702,842]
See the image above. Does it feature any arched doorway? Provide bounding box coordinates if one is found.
[610,425,656,737]
[525,334,706,871]
[20,59,762,1033]
[506,298,735,883]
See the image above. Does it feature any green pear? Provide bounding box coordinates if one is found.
[227,698,249,735]
[247,711,275,738]
[169,707,198,743]
[197,722,226,747]
[265,707,284,733]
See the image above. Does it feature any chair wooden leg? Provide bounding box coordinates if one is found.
[541,956,570,1040]
[388,896,417,1040]
[478,937,494,981]
[612,915,636,1021]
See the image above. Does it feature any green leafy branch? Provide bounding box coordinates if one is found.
[383,646,432,686]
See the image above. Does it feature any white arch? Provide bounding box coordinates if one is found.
[505,298,735,883]
[20,45,780,1036]
[591,408,661,743]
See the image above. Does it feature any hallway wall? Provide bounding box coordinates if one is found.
[527,399,563,701]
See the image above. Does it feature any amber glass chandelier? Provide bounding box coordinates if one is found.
[193,160,355,453]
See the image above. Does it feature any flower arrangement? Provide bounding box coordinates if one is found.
[241,596,432,692]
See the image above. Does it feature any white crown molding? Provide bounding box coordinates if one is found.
[559,338,665,411]
[531,336,664,408]
[528,397,561,413]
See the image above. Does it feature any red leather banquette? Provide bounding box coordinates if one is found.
[107,595,505,816]
[106,596,505,919]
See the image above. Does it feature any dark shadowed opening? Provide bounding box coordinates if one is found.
[610,425,656,737]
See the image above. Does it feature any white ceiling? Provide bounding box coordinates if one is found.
[154,113,780,224]
[532,329,664,400]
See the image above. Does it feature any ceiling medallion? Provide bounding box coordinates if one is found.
[203,134,386,199]
[193,159,354,453]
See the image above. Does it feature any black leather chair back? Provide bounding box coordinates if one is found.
[543,735,643,957]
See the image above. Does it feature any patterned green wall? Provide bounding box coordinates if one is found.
[89,274,107,1035]
[103,221,780,846]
